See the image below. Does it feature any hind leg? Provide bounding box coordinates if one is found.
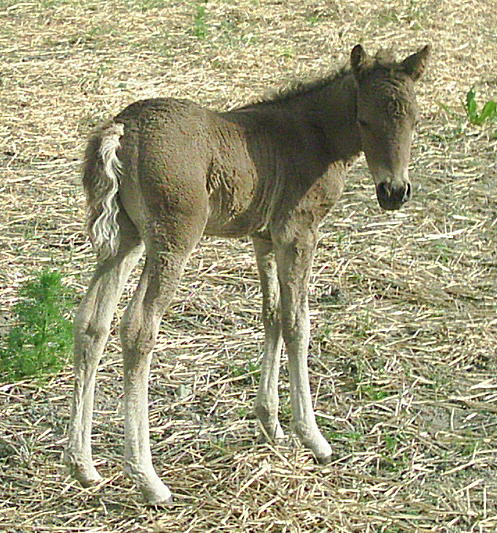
[65,212,143,486]
[120,208,207,505]
[253,236,285,441]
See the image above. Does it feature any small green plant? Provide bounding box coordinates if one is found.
[325,429,363,448]
[438,87,497,141]
[465,88,497,126]
[358,383,390,402]
[193,4,208,39]
[322,420,362,440]
[229,360,260,384]
[384,433,399,454]
[0,270,74,381]
[279,47,296,59]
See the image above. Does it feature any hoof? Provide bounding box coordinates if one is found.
[76,471,103,488]
[137,478,174,507]
[124,463,173,507]
[258,430,286,444]
[145,493,174,507]
[65,454,103,487]
[294,424,332,464]
[258,421,285,443]
[315,453,332,465]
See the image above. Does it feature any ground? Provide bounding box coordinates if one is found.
[1,1,496,532]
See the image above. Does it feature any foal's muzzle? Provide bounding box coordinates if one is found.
[376,182,412,211]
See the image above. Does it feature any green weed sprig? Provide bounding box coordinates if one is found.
[0,270,74,381]
[465,88,497,126]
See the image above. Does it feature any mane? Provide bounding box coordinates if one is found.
[373,48,397,68]
[239,65,352,109]
[238,49,401,110]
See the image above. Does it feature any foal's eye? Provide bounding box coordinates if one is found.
[357,118,369,128]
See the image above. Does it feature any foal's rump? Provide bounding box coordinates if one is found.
[82,98,214,259]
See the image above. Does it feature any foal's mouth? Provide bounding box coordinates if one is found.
[376,182,412,211]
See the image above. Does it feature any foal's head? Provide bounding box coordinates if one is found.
[351,44,430,210]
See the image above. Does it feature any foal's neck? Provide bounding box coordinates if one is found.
[291,72,362,165]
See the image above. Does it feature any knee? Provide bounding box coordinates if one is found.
[262,303,280,328]
[255,401,278,424]
[73,320,110,368]
[120,318,157,365]
[121,325,152,354]
[74,320,109,344]
[281,316,300,342]
[281,308,310,342]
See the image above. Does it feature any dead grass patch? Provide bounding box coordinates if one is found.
[1,0,496,531]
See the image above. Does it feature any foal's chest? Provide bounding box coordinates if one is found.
[293,163,347,225]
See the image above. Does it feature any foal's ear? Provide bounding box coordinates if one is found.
[350,44,370,78]
[401,44,431,81]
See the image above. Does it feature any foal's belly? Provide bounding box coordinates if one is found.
[204,201,268,238]
[203,162,347,239]
[204,164,271,238]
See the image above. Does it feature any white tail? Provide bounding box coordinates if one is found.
[85,122,124,260]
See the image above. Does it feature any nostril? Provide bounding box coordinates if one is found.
[377,182,389,197]
[403,182,412,202]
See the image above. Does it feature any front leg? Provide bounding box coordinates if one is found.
[253,236,284,441]
[274,231,332,463]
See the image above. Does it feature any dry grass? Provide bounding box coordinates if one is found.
[1,0,497,531]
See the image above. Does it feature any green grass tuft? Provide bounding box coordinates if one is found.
[465,87,497,126]
[193,3,208,39]
[0,270,74,381]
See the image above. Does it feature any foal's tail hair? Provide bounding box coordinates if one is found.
[82,122,125,260]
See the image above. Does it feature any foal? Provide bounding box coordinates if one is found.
[65,44,430,504]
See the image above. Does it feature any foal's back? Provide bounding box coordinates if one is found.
[111,97,339,240]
